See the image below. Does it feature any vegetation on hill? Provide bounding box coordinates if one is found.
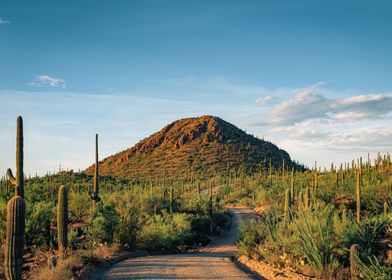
[85,115,303,180]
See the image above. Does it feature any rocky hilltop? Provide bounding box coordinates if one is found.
[85,115,300,179]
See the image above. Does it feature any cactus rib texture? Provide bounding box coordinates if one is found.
[4,196,26,280]
[57,185,68,252]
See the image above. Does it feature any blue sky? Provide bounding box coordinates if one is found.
[1,0,391,175]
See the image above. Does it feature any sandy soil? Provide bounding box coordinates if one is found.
[102,206,258,280]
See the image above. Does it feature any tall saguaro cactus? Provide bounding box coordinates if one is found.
[209,183,213,233]
[4,196,26,280]
[284,188,291,223]
[7,116,24,198]
[304,187,310,209]
[90,134,100,211]
[356,170,361,223]
[57,185,68,252]
[290,168,295,203]
[169,185,174,213]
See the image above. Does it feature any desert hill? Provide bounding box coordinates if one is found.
[85,115,301,180]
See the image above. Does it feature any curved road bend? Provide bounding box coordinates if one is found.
[102,206,260,280]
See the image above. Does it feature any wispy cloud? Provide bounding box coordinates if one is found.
[29,75,67,88]
[272,121,392,150]
[0,17,11,25]
[265,82,392,125]
[256,95,274,104]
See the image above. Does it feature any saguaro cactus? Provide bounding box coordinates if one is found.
[356,170,361,223]
[290,168,295,203]
[209,183,213,233]
[269,158,273,187]
[350,244,361,280]
[284,188,291,223]
[169,185,174,213]
[4,196,26,280]
[314,161,318,190]
[304,187,310,209]
[7,116,24,197]
[89,134,100,210]
[57,185,68,252]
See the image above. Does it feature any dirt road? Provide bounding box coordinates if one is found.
[102,206,259,280]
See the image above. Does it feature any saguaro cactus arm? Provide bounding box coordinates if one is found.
[7,169,17,185]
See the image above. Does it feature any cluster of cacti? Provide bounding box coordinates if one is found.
[2,113,392,279]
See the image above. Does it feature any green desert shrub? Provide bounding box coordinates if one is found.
[340,214,390,257]
[87,203,119,245]
[137,211,192,251]
[292,206,340,277]
[25,201,54,248]
[238,219,265,257]
[69,190,91,222]
[356,255,392,280]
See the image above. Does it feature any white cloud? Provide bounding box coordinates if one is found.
[0,17,11,25]
[29,75,67,88]
[268,82,331,125]
[265,82,392,125]
[256,95,274,104]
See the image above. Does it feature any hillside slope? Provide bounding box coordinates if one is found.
[85,115,300,179]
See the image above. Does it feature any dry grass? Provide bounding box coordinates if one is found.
[34,246,120,280]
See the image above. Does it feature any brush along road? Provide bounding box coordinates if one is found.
[102,206,260,280]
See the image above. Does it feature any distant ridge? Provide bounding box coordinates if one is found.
[85,115,301,179]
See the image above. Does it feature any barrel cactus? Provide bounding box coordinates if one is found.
[57,185,68,252]
[4,196,26,280]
